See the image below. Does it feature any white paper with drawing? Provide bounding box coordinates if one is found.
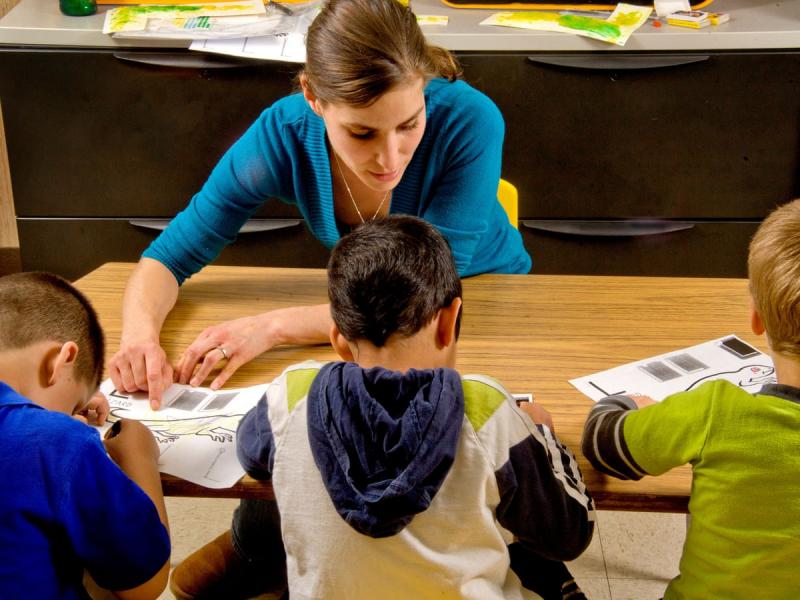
[570,335,775,402]
[98,379,266,488]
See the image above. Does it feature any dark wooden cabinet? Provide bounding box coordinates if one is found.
[0,48,321,280]
[2,48,799,279]
[15,218,330,279]
[457,51,800,277]
[1,50,302,218]
[520,221,759,277]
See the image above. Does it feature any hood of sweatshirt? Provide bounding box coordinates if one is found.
[306,361,464,538]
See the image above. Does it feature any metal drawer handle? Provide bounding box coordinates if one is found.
[521,220,695,237]
[129,219,302,233]
[527,55,709,70]
[113,52,247,69]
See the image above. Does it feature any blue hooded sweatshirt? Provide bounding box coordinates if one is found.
[236,361,465,537]
[306,362,465,537]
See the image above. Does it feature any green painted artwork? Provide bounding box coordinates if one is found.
[103,0,265,34]
[481,4,653,47]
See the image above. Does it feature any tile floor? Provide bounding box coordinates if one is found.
[159,499,686,600]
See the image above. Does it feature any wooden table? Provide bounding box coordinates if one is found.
[75,263,764,513]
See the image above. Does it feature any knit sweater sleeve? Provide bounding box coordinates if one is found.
[420,83,508,275]
[143,104,294,284]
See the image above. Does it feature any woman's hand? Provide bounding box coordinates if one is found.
[109,334,174,411]
[112,258,181,410]
[175,304,333,391]
[175,313,277,391]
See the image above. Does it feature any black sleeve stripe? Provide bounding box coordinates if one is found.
[581,399,647,481]
[495,433,595,561]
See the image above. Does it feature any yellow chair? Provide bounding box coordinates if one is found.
[497,178,518,229]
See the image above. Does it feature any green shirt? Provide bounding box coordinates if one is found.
[623,381,800,599]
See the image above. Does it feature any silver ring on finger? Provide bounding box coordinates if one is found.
[217,346,228,360]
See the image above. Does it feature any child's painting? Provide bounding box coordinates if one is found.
[481,4,653,47]
[102,0,266,35]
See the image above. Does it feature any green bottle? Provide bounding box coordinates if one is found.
[59,0,97,16]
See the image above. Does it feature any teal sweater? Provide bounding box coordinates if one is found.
[143,78,531,283]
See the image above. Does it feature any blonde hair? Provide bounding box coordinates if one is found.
[748,198,800,357]
[301,0,460,107]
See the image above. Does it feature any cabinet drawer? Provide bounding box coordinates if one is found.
[17,218,330,280]
[0,49,302,218]
[458,52,800,220]
[521,221,758,277]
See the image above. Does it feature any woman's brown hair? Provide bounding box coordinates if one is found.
[301,0,460,107]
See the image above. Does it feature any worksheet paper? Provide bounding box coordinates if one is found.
[97,379,267,488]
[191,32,307,62]
[570,335,776,402]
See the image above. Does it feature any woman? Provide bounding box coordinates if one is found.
[109,0,531,408]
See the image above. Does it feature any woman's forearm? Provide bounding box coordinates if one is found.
[264,303,334,347]
[121,258,180,344]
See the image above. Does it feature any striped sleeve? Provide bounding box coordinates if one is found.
[465,376,595,561]
[580,395,649,480]
[495,420,596,560]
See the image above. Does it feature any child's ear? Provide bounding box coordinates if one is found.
[435,297,462,349]
[300,74,323,117]
[329,324,355,362]
[750,305,766,336]
[46,341,79,387]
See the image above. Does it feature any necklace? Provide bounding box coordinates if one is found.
[333,151,390,223]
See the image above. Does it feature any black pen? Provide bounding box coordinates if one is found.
[104,419,122,440]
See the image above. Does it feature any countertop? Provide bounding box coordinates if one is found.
[0,0,799,52]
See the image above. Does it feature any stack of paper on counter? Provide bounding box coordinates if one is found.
[570,335,776,402]
[98,379,267,489]
[103,0,320,54]
[189,0,319,62]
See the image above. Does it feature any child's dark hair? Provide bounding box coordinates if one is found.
[0,272,105,388]
[328,216,462,347]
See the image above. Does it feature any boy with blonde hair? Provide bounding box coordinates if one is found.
[582,199,800,599]
[0,272,171,599]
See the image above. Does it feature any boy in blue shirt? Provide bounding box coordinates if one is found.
[0,272,171,599]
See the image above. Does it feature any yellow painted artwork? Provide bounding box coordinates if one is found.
[481,4,653,47]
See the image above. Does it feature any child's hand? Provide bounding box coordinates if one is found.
[629,395,657,408]
[72,391,110,425]
[103,419,160,465]
[518,401,555,433]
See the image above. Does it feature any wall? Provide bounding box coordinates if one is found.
[0,0,21,274]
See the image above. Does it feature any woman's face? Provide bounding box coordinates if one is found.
[314,77,427,193]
